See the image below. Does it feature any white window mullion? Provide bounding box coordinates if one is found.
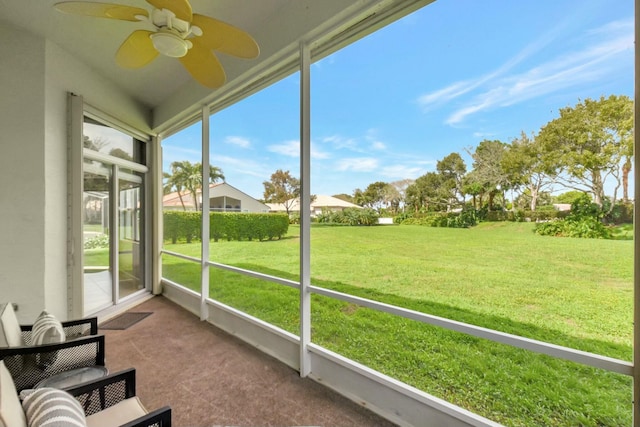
[632,3,639,424]
[299,41,312,377]
[201,105,211,321]
[68,93,85,319]
[111,165,120,304]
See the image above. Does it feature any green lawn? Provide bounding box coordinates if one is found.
[161,222,633,427]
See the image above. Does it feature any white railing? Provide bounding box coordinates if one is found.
[160,249,632,426]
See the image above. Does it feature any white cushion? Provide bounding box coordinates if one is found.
[31,311,66,346]
[0,360,27,427]
[21,387,86,427]
[0,303,23,347]
[31,311,66,369]
[85,397,148,427]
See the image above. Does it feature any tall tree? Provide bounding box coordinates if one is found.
[501,132,557,211]
[468,140,508,210]
[461,170,485,210]
[537,95,633,208]
[164,160,225,211]
[405,172,443,212]
[436,152,467,211]
[362,181,389,211]
[263,169,300,215]
[388,179,414,213]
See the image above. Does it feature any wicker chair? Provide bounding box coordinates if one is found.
[0,361,172,427]
[0,303,105,391]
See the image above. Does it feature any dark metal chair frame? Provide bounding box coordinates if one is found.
[65,367,172,427]
[0,316,106,391]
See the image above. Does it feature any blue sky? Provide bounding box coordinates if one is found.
[163,0,634,200]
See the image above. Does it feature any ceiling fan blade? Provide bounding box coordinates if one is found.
[115,30,159,69]
[191,14,259,59]
[179,40,226,89]
[54,2,148,21]
[146,0,192,22]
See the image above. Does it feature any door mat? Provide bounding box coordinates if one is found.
[100,312,153,330]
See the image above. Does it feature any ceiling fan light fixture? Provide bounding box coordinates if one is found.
[150,31,189,57]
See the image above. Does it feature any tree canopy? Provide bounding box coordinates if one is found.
[537,95,633,208]
[163,160,225,210]
[263,169,301,214]
[348,94,632,215]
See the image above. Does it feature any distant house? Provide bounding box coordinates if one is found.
[552,203,572,212]
[163,182,270,213]
[266,195,362,216]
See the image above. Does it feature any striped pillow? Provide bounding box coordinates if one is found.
[21,388,87,427]
[31,311,66,368]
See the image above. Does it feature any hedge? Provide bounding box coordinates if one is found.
[164,211,289,243]
[397,208,571,228]
[315,208,380,226]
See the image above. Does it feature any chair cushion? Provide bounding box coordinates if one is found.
[21,387,86,427]
[0,303,23,347]
[31,311,66,369]
[0,361,27,427]
[85,397,148,427]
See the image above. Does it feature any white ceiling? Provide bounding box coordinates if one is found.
[0,0,434,132]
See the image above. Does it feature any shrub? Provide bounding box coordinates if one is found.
[164,211,289,242]
[393,211,413,224]
[605,202,633,225]
[288,212,300,224]
[534,194,612,239]
[164,211,201,243]
[399,208,478,228]
[315,208,380,226]
[84,234,109,249]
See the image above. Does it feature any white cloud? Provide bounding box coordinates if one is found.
[370,141,386,150]
[380,164,425,179]
[322,134,359,151]
[212,155,268,178]
[335,157,379,172]
[473,131,497,139]
[417,81,477,108]
[268,140,299,157]
[225,136,251,148]
[416,29,553,110]
[364,129,386,151]
[417,18,633,126]
[268,140,331,159]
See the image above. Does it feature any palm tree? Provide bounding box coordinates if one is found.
[164,161,225,210]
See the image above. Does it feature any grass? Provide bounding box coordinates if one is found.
[161,221,633,426]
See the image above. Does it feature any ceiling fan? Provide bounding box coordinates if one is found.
[54,0,260,89]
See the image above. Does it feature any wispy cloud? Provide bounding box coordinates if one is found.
[370,141,386,150]
[212,155,268,178]
[225,136,251,148]
[267,140,331,159]
[322,135,360,151]
[365,128,386,151]
[417,18,633,126]
[473,131,497,139]
[380,164,426,179]
[335,157,379,172]
[161,145,202,165]
[417,23,558,110]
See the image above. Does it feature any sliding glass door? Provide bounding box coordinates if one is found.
[118,169,144,300]
[82,116,148,314]
[83,161,112,313]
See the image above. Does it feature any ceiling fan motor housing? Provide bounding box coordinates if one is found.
[150,30,191,57]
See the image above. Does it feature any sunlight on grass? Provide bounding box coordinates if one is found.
[161,222,633,427]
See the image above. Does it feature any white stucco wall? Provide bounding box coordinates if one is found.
[0,21,151,321]
[0,23,47,322]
